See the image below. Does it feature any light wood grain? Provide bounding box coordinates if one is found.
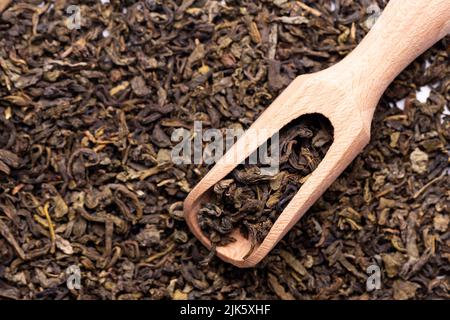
[184,0,450,268]
[0,0,11,13]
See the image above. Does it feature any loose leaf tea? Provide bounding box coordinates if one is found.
[198,114,333,258]
[0,0,448,300]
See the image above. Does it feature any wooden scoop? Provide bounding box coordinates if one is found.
[0,0,11,13]
[184,0,450,268]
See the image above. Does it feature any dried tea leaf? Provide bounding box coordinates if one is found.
[172,289,188,300]
[130,76,150,97]
[136,226,161,247]
[392,280,420,300]
[382,252,406,278]
[433,214,448,232]
[0,149,19,168]
[55,235,74,255]
[273,16,309,25]
[410,148,428,174]
[110,81,129,96]
[280,250,307,276]
[268,273,294,300]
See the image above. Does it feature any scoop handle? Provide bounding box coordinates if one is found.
[0,0,11,13]
[335,0,450,121]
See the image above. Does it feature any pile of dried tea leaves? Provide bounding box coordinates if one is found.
[0,0,448,300]
[198,114,333,257]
